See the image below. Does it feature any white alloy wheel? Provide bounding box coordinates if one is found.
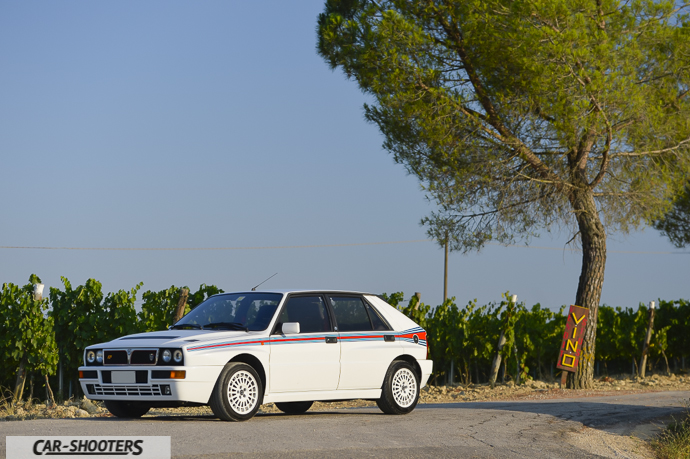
[376,360,420,415]
[391,367,417,408]
[210,362,264,421]
[226,369,259,415]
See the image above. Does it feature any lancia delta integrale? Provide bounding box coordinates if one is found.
[79,290,432,421]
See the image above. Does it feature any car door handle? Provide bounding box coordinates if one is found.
[384,335,396,342]
[325,336,338,344]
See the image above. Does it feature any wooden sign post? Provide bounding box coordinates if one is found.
[557,305,589,388]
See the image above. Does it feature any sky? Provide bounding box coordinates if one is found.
[1,1,688,312]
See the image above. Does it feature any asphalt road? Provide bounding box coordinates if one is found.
[2,391,689,458]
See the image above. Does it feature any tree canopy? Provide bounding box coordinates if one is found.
[654,181,690,247]
[318,0,690,387]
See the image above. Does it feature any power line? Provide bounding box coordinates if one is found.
[0,239,687,255]
[0,240,429,251]
[486,241,690,255]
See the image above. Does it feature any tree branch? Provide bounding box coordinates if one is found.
[611,138,690,158]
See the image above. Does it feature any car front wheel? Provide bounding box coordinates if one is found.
[376,360,419,415]
[104,400,150,418]
[210,362,263,421]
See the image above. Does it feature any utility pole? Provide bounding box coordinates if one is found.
[443,234,449,302]
[639,301,656,378]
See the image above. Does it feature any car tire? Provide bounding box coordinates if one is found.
[210,362,263,421]
[104,400,150,418]
[376,360,419,415]
[275,401,313,414]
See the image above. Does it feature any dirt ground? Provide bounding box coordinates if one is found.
[2,372,688,421]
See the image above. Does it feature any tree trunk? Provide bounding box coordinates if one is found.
[173,288,190,324]
[639,306,655,378]
[28,374,34,406]
[44,374,55,408]
[567,185,607,389]
[13,354,28,404]
[661,350,671,376]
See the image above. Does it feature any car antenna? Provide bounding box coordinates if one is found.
[251,273,278,291]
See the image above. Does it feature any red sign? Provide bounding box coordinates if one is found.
[556,305,589,373]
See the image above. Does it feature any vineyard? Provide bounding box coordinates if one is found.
[1,275,688,404]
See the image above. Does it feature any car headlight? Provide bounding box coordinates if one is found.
[96,350,103,363]
[86,351,95,364]
[162,349,172,363]
[173,350,183,363]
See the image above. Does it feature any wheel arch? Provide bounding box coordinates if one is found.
[229,353,267,395]
[391,354,422,382]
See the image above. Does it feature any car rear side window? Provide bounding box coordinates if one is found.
[330,296,373,332]
[364,301,390,330]
[278,296,331,333]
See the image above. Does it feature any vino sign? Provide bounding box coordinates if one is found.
[556,305,590,372]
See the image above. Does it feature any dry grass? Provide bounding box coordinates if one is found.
[0,386,16,416]
[651,400,690,459]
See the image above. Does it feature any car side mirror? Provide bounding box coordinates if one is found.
[282,322,300,335]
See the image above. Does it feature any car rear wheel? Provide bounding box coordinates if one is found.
[104,400,150,418]
[210,362,263,421]
[275,401,313,414]
[376,360,419,415]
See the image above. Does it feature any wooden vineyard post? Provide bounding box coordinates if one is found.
[556,305,590,389]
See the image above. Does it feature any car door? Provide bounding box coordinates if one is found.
[269,294,341,392]
[330,295,402,390]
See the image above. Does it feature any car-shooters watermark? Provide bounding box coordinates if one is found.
[6,437,170,459]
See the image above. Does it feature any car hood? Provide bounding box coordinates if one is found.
[90,329,264,349]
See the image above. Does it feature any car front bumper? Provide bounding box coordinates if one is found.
[78,365,223,404]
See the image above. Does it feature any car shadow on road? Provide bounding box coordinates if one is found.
[418,396,689,431]
[79,410,388,423]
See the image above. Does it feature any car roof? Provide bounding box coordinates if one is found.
[216,289,375,296]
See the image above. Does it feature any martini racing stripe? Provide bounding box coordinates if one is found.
[187,328,428,352]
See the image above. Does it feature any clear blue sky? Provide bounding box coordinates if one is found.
[1,1,687,311]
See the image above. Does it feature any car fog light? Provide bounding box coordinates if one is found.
[173,350,183,363]
[96,350,103,363]
[86,351,95,363]
[162,385,171,395]
[162,350,172,363]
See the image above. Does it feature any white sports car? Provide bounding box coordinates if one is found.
[79,290,433,421]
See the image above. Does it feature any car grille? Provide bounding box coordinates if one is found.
[131,350,158,365]
[104,349,159,365]
[91,384,166,397]
[104,350,128,365]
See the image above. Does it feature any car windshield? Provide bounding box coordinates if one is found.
[174,293,283,331]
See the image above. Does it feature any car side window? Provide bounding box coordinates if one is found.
[330,296,373,332]
[277,296,331,334]
[364,301,390,331]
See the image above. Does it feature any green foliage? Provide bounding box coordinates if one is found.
[49,277,107,378]
[514,304,566,380]
[654,181,690,248]
[138,286,189,332]
[0,275,58,388]
[387,291,689,383]
[318,0,690,249]
[188,284,225,310]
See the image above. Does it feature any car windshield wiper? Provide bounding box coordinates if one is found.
[203,322,249,332]
[169,323,202,330]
